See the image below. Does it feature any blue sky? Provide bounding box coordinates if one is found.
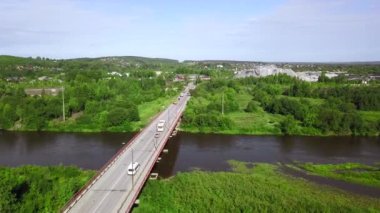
[0,0,379,62]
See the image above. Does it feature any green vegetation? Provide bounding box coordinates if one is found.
[297,162,380,188]
[1,55,379,135]
[182,74,380,136]
[135,162,380,212]
[0,165,94,212]
[0,56,184,132]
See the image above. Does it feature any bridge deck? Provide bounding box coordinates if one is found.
[63,85,191,213]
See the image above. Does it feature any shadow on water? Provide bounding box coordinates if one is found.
[0,130,134,169]
[151,134,181,178]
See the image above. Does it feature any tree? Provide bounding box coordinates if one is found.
[280,115,298,135]
[245,100,258,112]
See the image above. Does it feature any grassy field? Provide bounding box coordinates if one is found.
[181,90,324,135]
[297,162,380,188]
[130,96,177,131]
[359,111,380,123]
[181,90,284,135]
[134,162,380,212]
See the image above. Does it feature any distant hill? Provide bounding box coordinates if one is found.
[0,55,38,65]
[0,55,179,65]
[66,56,179,65]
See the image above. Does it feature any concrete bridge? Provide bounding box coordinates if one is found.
[62,84,193,213]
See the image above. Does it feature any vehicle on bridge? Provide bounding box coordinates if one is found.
[127,162,140,175]
[157,120,166,132]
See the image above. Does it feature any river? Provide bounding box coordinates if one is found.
[0,131,379,178]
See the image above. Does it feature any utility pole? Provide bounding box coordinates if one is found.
[62,86,65,121]
[222,92,224,115]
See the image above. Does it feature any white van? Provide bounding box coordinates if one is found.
[157,123,164,132]
[127,162,140,175]
[157,120,166,132]
[159,120,166,125]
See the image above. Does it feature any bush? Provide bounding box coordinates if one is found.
[245,100,258,112]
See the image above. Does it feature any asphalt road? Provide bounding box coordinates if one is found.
[64,84,192,213]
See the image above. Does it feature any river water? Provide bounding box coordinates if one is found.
[0,131,379,178]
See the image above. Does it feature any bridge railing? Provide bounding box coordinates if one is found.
[61,109,167,212]
[121,99,186,212]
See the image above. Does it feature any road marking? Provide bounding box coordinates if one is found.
[92,155,130,213]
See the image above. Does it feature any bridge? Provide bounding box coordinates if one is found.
[62,84,193,213]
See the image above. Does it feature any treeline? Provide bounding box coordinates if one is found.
[286,81,380,110]
[0,165,94,212]
[248,75,379,135]
[0,55,179,78]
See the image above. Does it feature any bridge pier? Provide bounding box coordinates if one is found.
[149,173,158,180]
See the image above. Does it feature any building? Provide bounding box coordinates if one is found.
[25,88,63,97]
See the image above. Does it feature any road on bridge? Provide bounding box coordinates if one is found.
[63,83,193,213]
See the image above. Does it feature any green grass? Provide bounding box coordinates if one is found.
[130,96,177,131]
[181,90,284,135]
[297,162,380,188]
[282,95,326,105]
[135,162,380,212]
[235,92,252,110]
[181,108,283,135]
[0,165,95,212]
[359,111,380,123]
[228,109,283,134]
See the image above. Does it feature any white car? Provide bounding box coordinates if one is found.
[127,162,140,175]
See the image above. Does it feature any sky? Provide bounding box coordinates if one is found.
[0,0,379,62]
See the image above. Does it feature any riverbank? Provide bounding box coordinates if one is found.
[135,161,380,212]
